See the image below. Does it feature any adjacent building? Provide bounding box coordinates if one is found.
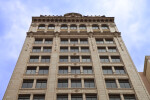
[139,56,150,95]
[3,13,150,100]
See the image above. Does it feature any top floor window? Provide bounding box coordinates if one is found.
[101,24,109,29]
[92,24,99,29]
[61,39,68,44]
[79,24,86,29]
[61,24,68,29]
[105,39,114,44]
[35,39,43,44]
[48,24,55,29]
[80,39,88,44]
[96,39,104,44]
[70,39,78,44]
[70,24,77,30]
[38,24,45,29]
[45,39,52,44]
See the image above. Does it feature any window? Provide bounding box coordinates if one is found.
[33,94,45,100]
[86,94,97,100]
[29,56,39,62]
[58,79,68,88]
[98,47,106,52]
[79,24,86,29]
[96,39,104,44]
[115,67,126,74]
[43,47,51,52]
[70,39,78,44]
[111,56,121,62]
[101,26,109,29]
[84,79,95,88]
[124,95,136,100]
[71,79,81,88]
[38,24,45,29]
[41,56,50,63]
[71,56,80,62]
[71,67,80,74]
[32,47,41,52]
[109,95,121,100]
[105,39,114,44]
[70,24,77,30]
[70,47,79,52]
[102,66,113,74]
[35,39,43,44]
[108,47,117,52]
[48,24,55,29]
[119,80,131,88]
[71,94,82,100]
[100,56,109,63]
[18,94,30,100]
[36,80,47,88]
[61,24,68,29]
[83,67,93,74]
[105,80,117,88]
[39,67,49,74]
[45,39,52,44]
[22,79,33,88]
[61,39,68,44]
[81,47,89,52]
[82,56,91,62]
[57,94,68,100]
[92,24,99,29]
[26,67,36,74]
[59,56,68,62]
[60,47,68,52]
[80,39,88,44]
[59,67,68,74]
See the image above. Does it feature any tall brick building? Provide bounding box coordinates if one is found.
[3,13,150,100]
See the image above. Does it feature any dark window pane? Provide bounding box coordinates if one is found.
[43,47,51,52]
[57,95,68,100]
[124,95,136,100]
[84,80,95,88]
[100,56,109,63]
[80,39,88,44]
[60,56,68,62]
[71,56,80,62]
[105,39,114,44]
[83,67,92,74]
[22,80,33,88]
[33,95,45,100]
[26,67,36,74]
[71,95,82,100]
[60,47,68,52]
[36,80,47,88]
[105,80,117,88]
[71,80,81,88]
[59,67,68,74]
[41,56,50,63]
[45,39,52,44]
[102,67,112,74]
[86,95,97,100]
[71,47,79,52]
[119,80,131,88]
[18,94,30,100]
[29,56,39,62]
[98,47,106,52]
[109,95,121,100]
[39,67,49,74]
[96,39,104,44]
[115,67,126,74]
[58,80,68,88]
[71,67,80,74]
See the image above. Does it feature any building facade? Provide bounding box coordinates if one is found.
[3,13,150,100]
[139,56,150,95]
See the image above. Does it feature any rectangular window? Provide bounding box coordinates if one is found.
[105,80,117,88]
[80,39,88,44]
[102,66,113,74]
[60,47,68,52]
[98,47,106,52]
[83,67,93,74]
[71,94,82,100]
[108,47,117,52]
[57,94,68,100]
[45,39,52,44]
[32,47,41,52]
[36,80,47,88]
[100,56,109,63]
[124,94,136,100]
[84,79,95,88]
[18,94,30,100]
[39,67,49,74]
[86,94,97,100]
[115,67,126,74]
[35,39,43,44]
[26,67,36,74]
[61,39,68,44]
[71,56,80,62]
[43,47,51,52]
[70,47,79,52]
[119,80,131,88]
[109,94,121,100]
[81,47,89,52]
[29,56,39,63]
[58,79,68,88]
[111,56,121,62]
[96,39,104,44]
[71,79,81,88]
[105,39,114,44]
[71,67,80,74]
[33,94,45,100]
[59,56,68,62]
[59,67,68,74]
[22,79,33,88]
[70,39,78,44]
[41,56,50,62]
[82,56,91,62]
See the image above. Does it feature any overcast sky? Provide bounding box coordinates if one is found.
[0,0,150,99]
